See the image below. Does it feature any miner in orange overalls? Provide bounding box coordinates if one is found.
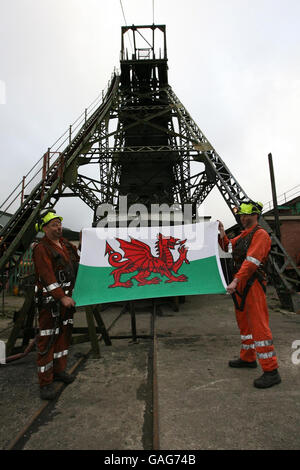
[219,201,281,389]
[33,210,80,400]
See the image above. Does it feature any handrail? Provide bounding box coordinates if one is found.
[263,184,300,213]
[0,70,119,216]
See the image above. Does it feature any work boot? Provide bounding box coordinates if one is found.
[253,369,281,389]
[54,370,75,384]
[229,358,257,368]
[40,383,58,400]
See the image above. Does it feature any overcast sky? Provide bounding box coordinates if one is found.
[1,0,300,230]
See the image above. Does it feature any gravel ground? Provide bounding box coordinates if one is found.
[1,289,300,450]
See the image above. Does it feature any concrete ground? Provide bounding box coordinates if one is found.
[0,288,300,450]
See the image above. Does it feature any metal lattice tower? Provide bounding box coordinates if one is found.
[0,24,299,311]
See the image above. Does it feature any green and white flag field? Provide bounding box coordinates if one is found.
[72,221,227,306]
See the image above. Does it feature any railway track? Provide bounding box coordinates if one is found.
[2,292,300,450]
[5,300,162,451]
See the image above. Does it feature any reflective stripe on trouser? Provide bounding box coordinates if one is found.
[37,307,74,387]
[234,279,278,371]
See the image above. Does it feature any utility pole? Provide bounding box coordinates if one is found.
[268,153,281,241]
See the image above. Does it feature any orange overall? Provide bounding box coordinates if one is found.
[220,224,279,372]
[33,236,79,387]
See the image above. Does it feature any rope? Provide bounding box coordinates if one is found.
[152,0,155,24]
[119,0,128,25]
[119,0,133,53]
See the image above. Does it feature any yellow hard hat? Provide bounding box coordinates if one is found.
[35,209,63,233]
[238,200,263,216]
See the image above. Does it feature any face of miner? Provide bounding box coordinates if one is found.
[43,218,62,240]
[240,213,258,229]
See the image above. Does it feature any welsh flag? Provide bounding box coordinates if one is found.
[72,221,227,307]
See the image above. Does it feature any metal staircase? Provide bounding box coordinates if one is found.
[0,73,120,274]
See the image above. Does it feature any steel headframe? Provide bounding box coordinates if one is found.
[0,24,299,311]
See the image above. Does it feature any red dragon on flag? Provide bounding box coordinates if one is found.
[105,233,190,288]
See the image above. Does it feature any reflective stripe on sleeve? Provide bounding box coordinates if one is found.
[246,256,261,266]
[46,283,60,292]
[43,282,70,293]
[62,319,74,326]
[242,344,255,350]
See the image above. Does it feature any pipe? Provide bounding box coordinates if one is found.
[5,336,37,363]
